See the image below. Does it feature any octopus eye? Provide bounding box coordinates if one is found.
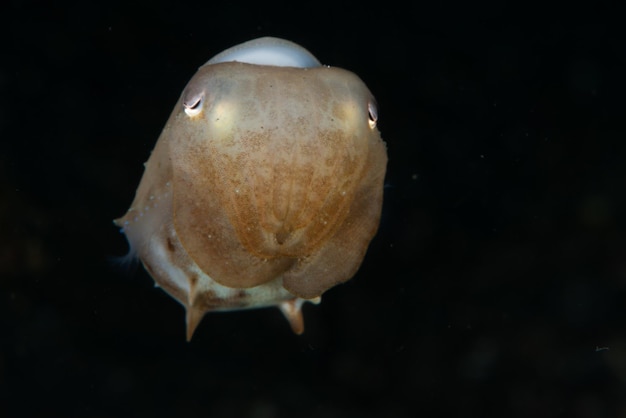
[183,92,204,117]
[367,100,378,129]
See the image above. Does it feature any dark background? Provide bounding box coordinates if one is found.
[2,1,626,417]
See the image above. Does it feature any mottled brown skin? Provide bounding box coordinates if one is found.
[169,62,386,298]
[115,54,386,336]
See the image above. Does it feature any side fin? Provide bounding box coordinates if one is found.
[278,297,321,334]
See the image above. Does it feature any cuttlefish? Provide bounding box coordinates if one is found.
[115,37,387,340]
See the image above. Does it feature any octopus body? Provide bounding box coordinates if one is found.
[115,37,387,339]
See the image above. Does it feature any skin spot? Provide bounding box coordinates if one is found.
[188,271,199,288]
[195,289,226,310]
[275,227,291,245]
[166,237,176,253]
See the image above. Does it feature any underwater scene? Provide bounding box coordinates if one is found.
[2,2,625,417]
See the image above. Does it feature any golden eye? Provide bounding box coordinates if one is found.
[183,92,203,117]
[367,100,378,129]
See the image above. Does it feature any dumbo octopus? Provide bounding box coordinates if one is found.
[115,37,387,340]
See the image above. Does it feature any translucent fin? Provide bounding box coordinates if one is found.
[185,306,205,342]
[279,300,304,334]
